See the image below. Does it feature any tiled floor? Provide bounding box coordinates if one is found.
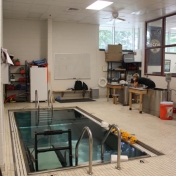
[3,98,176,176]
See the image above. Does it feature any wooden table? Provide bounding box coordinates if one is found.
[129,88,147,113]
[107,84,123,102]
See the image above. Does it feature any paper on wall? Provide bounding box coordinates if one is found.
[1,48,14,65]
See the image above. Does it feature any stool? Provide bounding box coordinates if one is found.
[112,94,119,104]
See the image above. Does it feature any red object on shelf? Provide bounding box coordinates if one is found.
[173,107,176,114]
[19,78,26,82]
[6,85,14,90]
[14,62,20,66]
[20,70,25,74]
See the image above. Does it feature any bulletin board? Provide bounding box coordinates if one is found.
[54,53,91,80]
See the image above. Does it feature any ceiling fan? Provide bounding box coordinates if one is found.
[104,12,125,25]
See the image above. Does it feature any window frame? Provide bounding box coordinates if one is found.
[145,13,176,76]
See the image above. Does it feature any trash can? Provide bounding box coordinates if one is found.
[118,85,129,106]
[90,87,99,99]
[160,101,173,120]
[142,88,172,117]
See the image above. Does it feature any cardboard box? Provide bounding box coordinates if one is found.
[105,53,123,62]
[105,44,122,54]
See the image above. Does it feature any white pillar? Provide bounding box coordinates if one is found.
[0,0,4,166]
[47,19,53,91]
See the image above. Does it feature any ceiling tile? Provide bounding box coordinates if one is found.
[40,12,59,19]
[126,0,163,11]
[74,0,95,4]
[33,0,55,5]
[12,2,31,9]
[29,8,47,13]
[54,14,74,21]
[13,0,34,3]
[115,0,141,5]
[3,0,176,26]
[28,12,42,18]
[4,0,14,2]
[10,12,28,19]
[3,1,13,10]
[30,4,49,10]
[103,2,131,12]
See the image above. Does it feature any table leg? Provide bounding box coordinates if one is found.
[139,94,143,113]
[129,92,132,110]
[107,87,109,102]
[113,88,116,95]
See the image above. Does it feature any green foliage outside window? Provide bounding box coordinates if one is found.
[99,29,113,49]
[115,31,132,50]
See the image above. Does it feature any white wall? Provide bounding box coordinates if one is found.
[3,19,107,98]
[0,0,4,166]
[51,22,107,97]
[3,19,47,64]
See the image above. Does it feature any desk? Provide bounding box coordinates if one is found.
[107,84,123,102]
[129,88,147,113]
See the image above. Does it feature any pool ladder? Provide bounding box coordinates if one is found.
[75,126,93,175]
[101,124,121,170]
[35,90,53,124]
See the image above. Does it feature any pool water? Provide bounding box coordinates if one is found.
[14,109,148,172]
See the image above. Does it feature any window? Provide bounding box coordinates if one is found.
[114,28,133,50]
[99,26,113,49]
[145,14,176,76]
[99,26,139,50]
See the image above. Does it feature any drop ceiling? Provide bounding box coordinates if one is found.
[3,0,176,27]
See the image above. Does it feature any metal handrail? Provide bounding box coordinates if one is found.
[48,90,50,107]
[48,90,53,118]
[35,90,40,122]
[101,124,121,170]
[75,127,93,175]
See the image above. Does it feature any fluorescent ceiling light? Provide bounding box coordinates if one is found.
[86,1,113,10]
[171,27,176,30]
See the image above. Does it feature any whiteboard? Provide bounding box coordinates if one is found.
[54,53,91,80]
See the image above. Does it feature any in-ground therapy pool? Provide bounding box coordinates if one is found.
[11,108,149,174]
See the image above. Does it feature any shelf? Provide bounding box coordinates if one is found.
[10,65,25,67]
[106,61,122,63]
[108,70,126,72]
[10,81,26,83]
[10,73,27,74]
[6,89,27,91]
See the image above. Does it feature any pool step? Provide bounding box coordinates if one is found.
[38,110,53,121]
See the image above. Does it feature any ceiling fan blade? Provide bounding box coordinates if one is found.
[117,17,125,21]
[103,17,111,19]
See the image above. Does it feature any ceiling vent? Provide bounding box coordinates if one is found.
[66,8,80,11]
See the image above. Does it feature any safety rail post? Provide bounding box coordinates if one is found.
[101,124,121,170]
[48,90,50,107]
[50,91,53,118]
[34,132,38,171]
[35,90,40,123]
[75,127,93,175]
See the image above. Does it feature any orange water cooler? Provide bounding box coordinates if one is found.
[160,101,173,120]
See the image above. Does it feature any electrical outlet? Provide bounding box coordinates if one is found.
[102,66,107,72]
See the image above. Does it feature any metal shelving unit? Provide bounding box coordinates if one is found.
[5,61,30,103]
[107,61,126,83]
